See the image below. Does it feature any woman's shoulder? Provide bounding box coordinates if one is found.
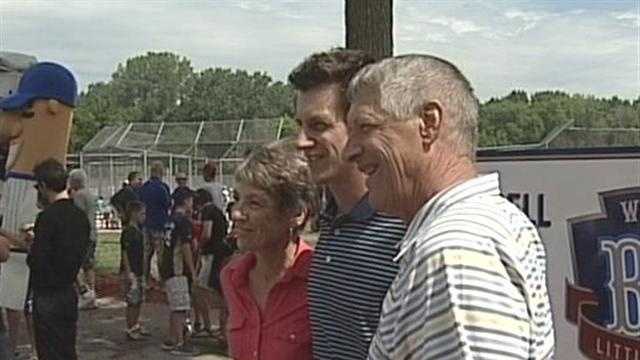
[292,241,314,275]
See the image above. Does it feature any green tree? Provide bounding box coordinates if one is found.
[109,52,194,123]
[171,68,294,121]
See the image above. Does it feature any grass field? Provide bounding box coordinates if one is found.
[95,231,122,274]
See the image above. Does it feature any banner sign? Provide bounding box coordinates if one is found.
[567,187,640,360]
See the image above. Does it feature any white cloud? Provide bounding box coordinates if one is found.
[1,0,637,102]
[396,2,639,100]
[503,9,548,33]
[613,11,640,27]
[428,16,484,34]
[238,1,272,12]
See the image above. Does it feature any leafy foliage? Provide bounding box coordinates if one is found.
[72,52,294,151]
[479,90,639,148]
[72,53,639,152]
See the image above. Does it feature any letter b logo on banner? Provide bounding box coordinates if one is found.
[601,238,640,336]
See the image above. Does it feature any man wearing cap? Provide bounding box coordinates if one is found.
[171,172,192,203]
[0,61,78,358]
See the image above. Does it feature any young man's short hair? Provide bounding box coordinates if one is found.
[288,48,375,92]
[173,189,193,208]
[127,171,140,183]
[33,158,68,193]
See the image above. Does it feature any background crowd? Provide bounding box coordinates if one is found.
[0,47,555,360]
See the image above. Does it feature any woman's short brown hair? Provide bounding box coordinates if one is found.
[234,139,318,220]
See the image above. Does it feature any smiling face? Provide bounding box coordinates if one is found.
[295,83,358,186]
[344,92,426,217]
[231,182,294,253]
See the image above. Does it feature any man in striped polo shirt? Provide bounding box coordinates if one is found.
[344,54,555,359]
[289,49,407,360]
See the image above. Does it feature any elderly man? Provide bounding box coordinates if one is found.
[344,55,555,359]
[289,48,407,360]
[68,168,98,309]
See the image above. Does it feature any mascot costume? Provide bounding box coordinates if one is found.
[0,61,77,356]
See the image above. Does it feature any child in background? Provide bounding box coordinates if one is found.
[159,191,198,355]
[120,201,149,340]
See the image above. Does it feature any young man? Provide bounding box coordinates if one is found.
[159,190,198,356]
[111,171,143,217]
[289,49,407,360]
[28,158,90,360]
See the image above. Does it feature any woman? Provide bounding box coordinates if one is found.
[221,141,317,360]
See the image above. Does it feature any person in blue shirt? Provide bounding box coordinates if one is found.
[138,162,171,286]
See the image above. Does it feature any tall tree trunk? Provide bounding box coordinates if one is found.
[345,0,393,60]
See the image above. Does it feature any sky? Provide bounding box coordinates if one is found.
[1,0,639,101]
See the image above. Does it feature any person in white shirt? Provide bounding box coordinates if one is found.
[344,54,555,360]
[201,161,225,212]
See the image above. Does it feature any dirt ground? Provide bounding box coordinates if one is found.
[14,275,230,360]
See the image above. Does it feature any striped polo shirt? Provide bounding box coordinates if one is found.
[369,173,555,360]
[309,194,407,360]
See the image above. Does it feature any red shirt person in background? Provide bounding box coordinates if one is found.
[221,141,317,360]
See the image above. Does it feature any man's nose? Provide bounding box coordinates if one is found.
[296,130,314,150]
[231,206,245,222]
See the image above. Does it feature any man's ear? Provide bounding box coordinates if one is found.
[418,101,443,151]
[46,99,61,115]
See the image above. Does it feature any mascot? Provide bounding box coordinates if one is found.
[0,61,77,357]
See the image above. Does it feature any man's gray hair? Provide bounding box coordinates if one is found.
[347,54,480,158]
[68,168,87,190]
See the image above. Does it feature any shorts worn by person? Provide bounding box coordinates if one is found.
[344,55,555,359]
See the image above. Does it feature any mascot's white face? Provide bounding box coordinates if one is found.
[0,99,65,172]
[0,107,27,171]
